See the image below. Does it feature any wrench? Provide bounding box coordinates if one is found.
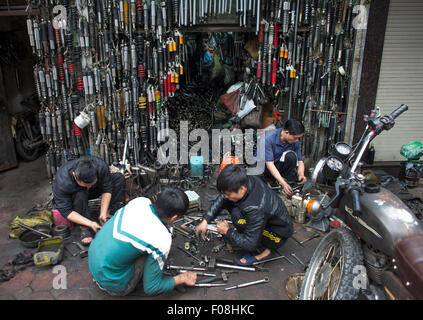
[291,253,305,267]
[224,277,269,291]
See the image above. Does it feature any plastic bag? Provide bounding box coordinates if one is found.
[400,141,423,160]
[8,210,54,239]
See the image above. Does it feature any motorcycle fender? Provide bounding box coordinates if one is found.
[337,187,423,256]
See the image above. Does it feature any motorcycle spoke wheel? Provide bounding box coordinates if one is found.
[300,227,364,300]
[311,240,343,300]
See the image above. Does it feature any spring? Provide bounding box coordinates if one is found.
[76,77,84,91]
[64,31,73,52]
[71,94,79,113]
[33,68,42,99]
[135,33,144,53]
[54,27,61,46]
[173,0,179,23]
[58,64,65,81]
[138,64,145,78]
[67,63,75,74]
[73,45,81,61]
[273,24,278,47]
[139,96,147,109]
[74,123,82,136]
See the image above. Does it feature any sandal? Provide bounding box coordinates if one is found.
[236,252,273,266]
[80,228,94,246]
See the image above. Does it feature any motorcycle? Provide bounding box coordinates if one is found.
[299,104,423,300]
[11,93,45,162]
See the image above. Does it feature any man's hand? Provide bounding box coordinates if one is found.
[195,219,208,239]
[281,181,293,196]
[99,212,110,225]
[174,271,197,287]
[90,221,102,233]
[298,174,307,185]
[216,220,230,236]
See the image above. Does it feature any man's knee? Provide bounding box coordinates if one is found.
[72,189,89,216]
[282,151,297,166]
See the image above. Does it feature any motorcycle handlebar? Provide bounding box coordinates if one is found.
[390,104,408,120]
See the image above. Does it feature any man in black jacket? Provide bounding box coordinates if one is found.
[52,156,125,245]
[196,164,293,265]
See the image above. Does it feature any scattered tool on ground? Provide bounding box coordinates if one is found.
[299,232,320,245]
[18,222,52,239]
[72,241,88,258]
[224,277,270,291]
[176,245,206,266]
[196,272,229,284]
[252,255,294,266]
[208,257,260,272]
[194,283,227,287]
[291,253,305,267]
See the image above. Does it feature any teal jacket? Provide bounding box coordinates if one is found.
[88,197,174,295]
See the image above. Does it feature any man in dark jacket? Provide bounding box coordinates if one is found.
[52,156,125,244]
[196,164,293,265]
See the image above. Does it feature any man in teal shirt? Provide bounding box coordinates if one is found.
[88,187,197,296]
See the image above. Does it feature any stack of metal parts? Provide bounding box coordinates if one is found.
[26,0,188,179]
[252,0,357,162]
[26,0,359,179]
[176,0,261,28]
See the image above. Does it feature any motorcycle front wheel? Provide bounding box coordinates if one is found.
[300,227,364,300]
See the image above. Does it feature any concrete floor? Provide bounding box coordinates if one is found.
[0,157,422,300]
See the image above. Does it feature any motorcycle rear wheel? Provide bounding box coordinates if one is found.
[15,128,40,162]
[300,227,364,300]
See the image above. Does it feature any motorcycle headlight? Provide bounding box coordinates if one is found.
[311,158,327,185]
[333,142,353,161]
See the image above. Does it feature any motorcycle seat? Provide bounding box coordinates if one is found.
[393,233,423,299]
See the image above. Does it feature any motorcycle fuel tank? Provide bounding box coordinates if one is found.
[337,186,423,257]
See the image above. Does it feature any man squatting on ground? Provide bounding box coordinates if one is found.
[196,165,294,266]
[88,187,197,296]
[52,156,126,244]
[260,119,307,196]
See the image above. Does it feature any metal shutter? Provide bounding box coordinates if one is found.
[373,0,423,161]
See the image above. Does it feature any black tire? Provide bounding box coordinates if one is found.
[300,227,365,300]
[15,128,40,162]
